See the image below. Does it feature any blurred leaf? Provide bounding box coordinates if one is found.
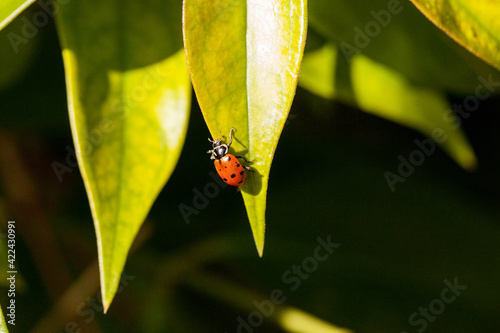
[56,0,190,311]
[351,54,476,170]
[185,270,352,333]
[0,228,7,288]
[299,44,477,169]
[300,43,337,99]
[0,305,8,332]
[0,0,35,30]
[410,0,500,72]
[183,0,307,256]
[308,0,500,94]
[278,308,352,333]
[0,13,39,90]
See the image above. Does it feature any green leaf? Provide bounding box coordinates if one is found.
[0,304,8,332]
[351,54,476,170]
[56,0,190,311]
[300,43,338,99]
[410,0,500,72]
[183,0,307,256]
[185,270,352,333]
[308,0,499,94]
[299,44,477,170]
[0,0,35,30]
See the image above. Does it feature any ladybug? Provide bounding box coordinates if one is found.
[207,127,254,188]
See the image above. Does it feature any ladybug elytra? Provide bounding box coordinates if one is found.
[207,127,254,188]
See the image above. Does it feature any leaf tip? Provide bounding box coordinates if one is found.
[257,246,264,258]
[254,237,265,257]
[101,290,111,314]
[461,153,478,172]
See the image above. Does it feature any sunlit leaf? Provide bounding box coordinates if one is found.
[410,0,500,72]
[183,0,307,256]
[56,0,190,310]
[0,0,35,31]
[308,0,499,94]
[299,44,477,170]
[351,54,476,170]
[300,43,337,99]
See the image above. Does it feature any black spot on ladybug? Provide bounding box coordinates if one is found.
[238,180,243,184]
[223,178,228,181]
[236,163,240,167]
[240,171,244,175]
[230,174,236,178]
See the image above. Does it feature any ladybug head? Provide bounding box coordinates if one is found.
[208,137,228,160]
[211,138,222,147]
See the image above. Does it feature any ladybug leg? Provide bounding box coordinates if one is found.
[206,149,216,159]
[235,155,254,164]
[227,127,234,149]
[235,155,254,172]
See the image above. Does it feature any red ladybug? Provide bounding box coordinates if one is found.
[207,127,254,188]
